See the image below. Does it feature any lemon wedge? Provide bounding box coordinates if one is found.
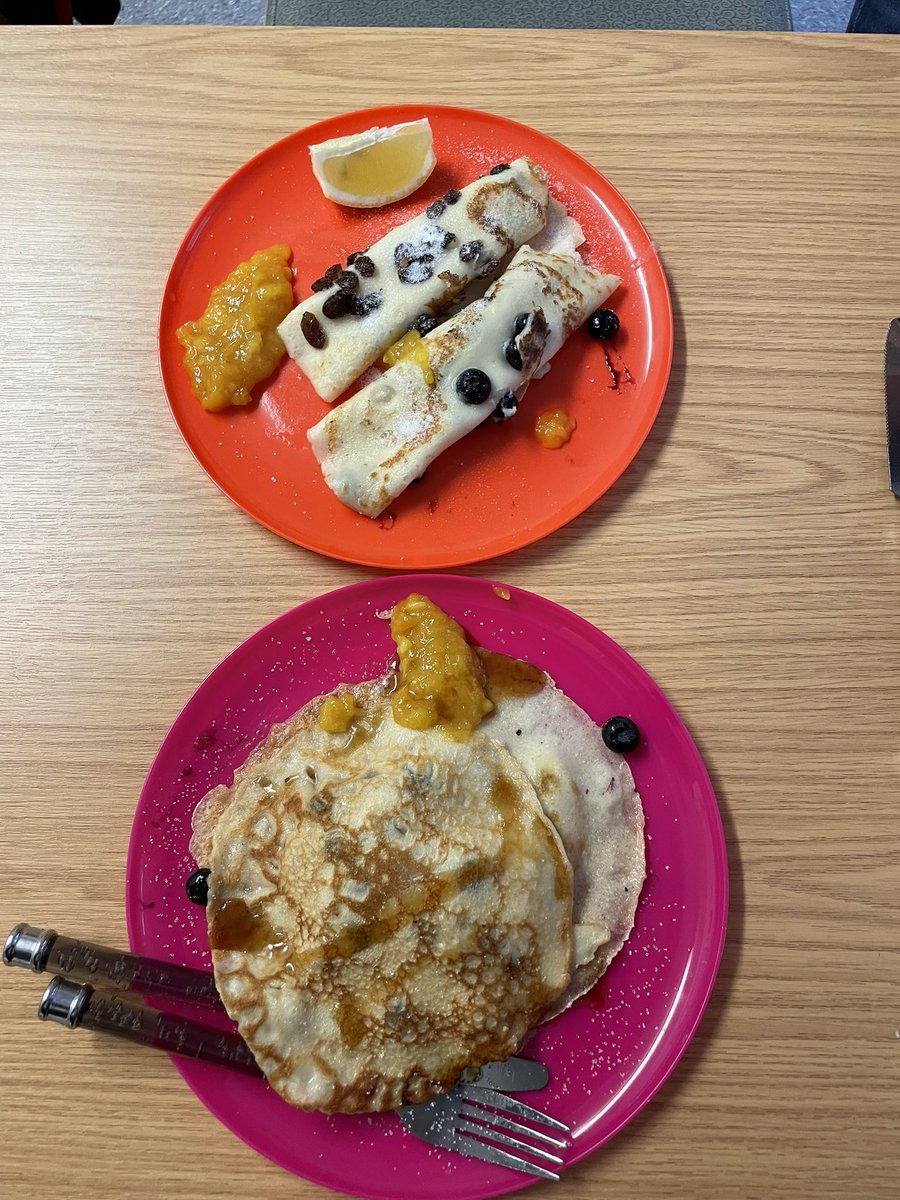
[309,118,436,209]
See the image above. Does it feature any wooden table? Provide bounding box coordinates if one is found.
[1,26,898,1200]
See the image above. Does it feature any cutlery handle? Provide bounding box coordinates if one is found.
[5,923,223,1010]
[469,1057,550,1092]
[38,976,262,1076]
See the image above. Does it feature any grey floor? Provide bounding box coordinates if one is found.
[114,0,856,32]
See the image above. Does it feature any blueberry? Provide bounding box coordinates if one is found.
[503,339,523,371]
[601,716,640,754]
[410,313,439,336]
[492,392,518,424]
[587,308,620,341]
[489,163,511,175]
[455,368,492,405]
[514,312,530,336]
[185,867,211,905]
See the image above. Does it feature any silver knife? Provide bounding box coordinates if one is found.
[886,318,900,496]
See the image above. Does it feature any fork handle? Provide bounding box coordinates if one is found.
[5,923,223,1010]
[38,976,262,1076]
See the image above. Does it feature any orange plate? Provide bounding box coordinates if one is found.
[159,105,672,569]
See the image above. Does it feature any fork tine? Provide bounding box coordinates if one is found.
[456,1116,565,1166]
[460,1103,569,1150]
[458,1084,571,1134]
[452,1132,561,1181]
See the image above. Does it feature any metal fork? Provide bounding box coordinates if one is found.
[398,1083,571,1181]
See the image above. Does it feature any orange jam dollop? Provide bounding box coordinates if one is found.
[382,330,435,387]
[176,244,293,411]
[534,408,576,449]
[390,594,493,740]
[319,692,362,734]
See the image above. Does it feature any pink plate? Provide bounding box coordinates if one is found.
[126,576,727,1199]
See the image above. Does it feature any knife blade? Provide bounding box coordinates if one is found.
[886,318,900,496]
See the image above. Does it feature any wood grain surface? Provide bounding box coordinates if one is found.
[1,25,898,1200]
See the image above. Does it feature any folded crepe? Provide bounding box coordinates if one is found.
[307,246,620,517]
[278,158,550,402]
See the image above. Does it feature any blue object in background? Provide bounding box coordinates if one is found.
[116,0,265,22]
[792,0,855,29]
[846,0,900,32]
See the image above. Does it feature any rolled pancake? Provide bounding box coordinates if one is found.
[307,246,621,517]
[529,195,586,256]
[190,680,573,1113]
[278,158,549,402]
[482,676,645,1018]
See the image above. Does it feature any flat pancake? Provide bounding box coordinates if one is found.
[482,675,645,1016]
[191,679,573,1113]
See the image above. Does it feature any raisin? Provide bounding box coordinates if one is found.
[398,261,434,284]
[478,258,499,279]
[352,291,383,316]
[443,189,461,204]
[301,311,326,349]
[394,243,414,268]
[336,270,359,291]
[310,277,333,292]
[410,313,438,336]
[489,163,510,175]
[322,289,354,319]
[459,240,482,264]
[439,228,456,249]
[353,254,375,277]
[426,199,446,219]
[324,264,342,281]
[346,251,361,265]
[514,312,530,336]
